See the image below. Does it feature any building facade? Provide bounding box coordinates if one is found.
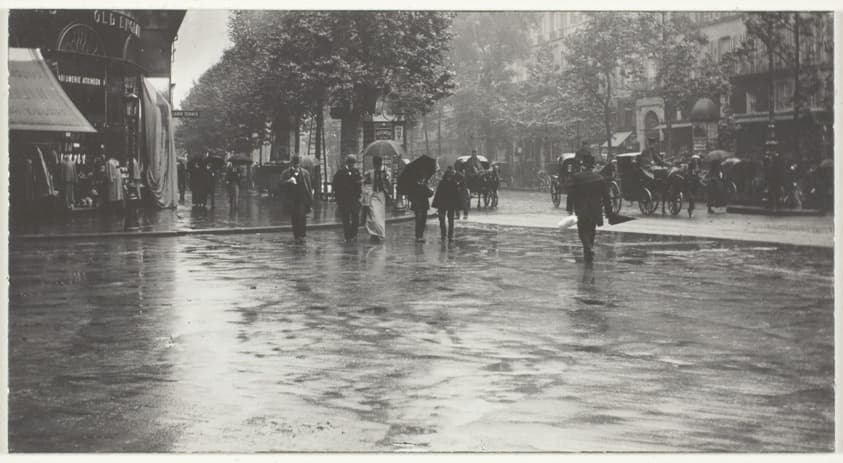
[9,9,185,163]
[9,9,185,213]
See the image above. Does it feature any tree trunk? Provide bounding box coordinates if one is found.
[793,13,801,160]
[294,119,301,156]
[315,106,324,194]
[604,73,613,158]
[340,112,361,157]
[437,107,442,157]
[766,20,775,152]
[315,106,323,159]
[423,114,431,157]
[664,100,673,158]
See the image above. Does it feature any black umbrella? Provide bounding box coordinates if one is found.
[397,155,437,195]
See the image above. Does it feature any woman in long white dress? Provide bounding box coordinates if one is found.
[363,155,392,242]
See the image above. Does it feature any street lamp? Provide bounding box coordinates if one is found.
[123,91,140,231]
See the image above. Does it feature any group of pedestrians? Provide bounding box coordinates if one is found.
[183,154,244,211]
[279,154,471,245]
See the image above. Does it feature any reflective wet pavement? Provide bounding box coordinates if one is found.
[8,222,834,452]
[10,189,409,235]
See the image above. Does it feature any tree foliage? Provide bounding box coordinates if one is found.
[177,11,455,157]
[562,13,644,154]
[443,12,537,155]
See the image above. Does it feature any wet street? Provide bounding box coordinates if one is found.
[8,222,834,452]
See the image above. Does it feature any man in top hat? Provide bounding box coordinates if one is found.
[574,141,592,172]
[567,154,615,263]
[638,137,666,181]
[281,155,313,243]
[332,154,363,242]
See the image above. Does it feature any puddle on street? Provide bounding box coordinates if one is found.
[8,223,834,452]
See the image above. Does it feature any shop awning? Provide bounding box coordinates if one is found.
[8,48,97,133]
[600,131,633,148]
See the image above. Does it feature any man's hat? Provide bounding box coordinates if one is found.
[291,155,301,164]
[345,154,357,163]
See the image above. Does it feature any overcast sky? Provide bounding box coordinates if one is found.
[170,10,232,108]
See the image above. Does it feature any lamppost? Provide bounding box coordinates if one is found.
[123,91,140,231]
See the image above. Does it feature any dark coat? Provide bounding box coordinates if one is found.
[408,180,433,212]
[432,174,461,211]
[639,147,665,169]
[281,166,313,211]
[332,166,362,206]
[567,171,612,226]
[454,171,470,209]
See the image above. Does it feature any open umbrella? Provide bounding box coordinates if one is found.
[362,140,406,160]
[298,155,317,169]
[702,150,732,163]
[456,154,490,166]
[397,155,437,195]
[227,152,253,165]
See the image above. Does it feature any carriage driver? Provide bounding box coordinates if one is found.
[638,137,667,181]
[466,149,485,177]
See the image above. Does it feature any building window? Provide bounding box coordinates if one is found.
[774,81,793,111]
[717,36,731,61]
[57,24,106,56]
[747,89,770,113]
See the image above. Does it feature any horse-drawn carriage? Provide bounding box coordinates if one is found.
[455,155,500,208]
[613,152,686,216]
[550,153,577,208]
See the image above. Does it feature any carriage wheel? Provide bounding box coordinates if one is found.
[608,181,622,215]
[667,187,683,216]
[550,182,561,208]
[638,188,657,215]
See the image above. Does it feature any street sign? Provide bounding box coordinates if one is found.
[173,110,200,118]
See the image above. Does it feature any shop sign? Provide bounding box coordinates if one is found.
[57,73,105,87]
[93,10,141,39]
[173,110,200,118]
[394,125,404,145]
[374,122,394,140]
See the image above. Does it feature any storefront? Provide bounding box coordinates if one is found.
[9,47,98,219]
[9,9,184,210]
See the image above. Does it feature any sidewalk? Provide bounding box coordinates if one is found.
[10,189,413,239]
[462,190,835,249]
[11,188,835,248]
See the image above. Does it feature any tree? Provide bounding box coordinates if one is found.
[634,13,710,158]
[444,12,537,157]
[563,13,644,157]
[738,12,833,159]
[319,12,455,154]
[178,12,455,161]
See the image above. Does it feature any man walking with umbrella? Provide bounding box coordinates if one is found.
[332,154,363,242]
[408,175,433,242]
[281,155,313,243]
[567,153,616,263]
[398,155,437,243]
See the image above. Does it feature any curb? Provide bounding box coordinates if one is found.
[11,214,420,241]
[725,205,827,217]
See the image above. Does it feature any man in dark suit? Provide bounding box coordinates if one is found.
[332,154,363,242]
[567,155,615,263]
[574,141,592,170]
[281,155,313,243]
